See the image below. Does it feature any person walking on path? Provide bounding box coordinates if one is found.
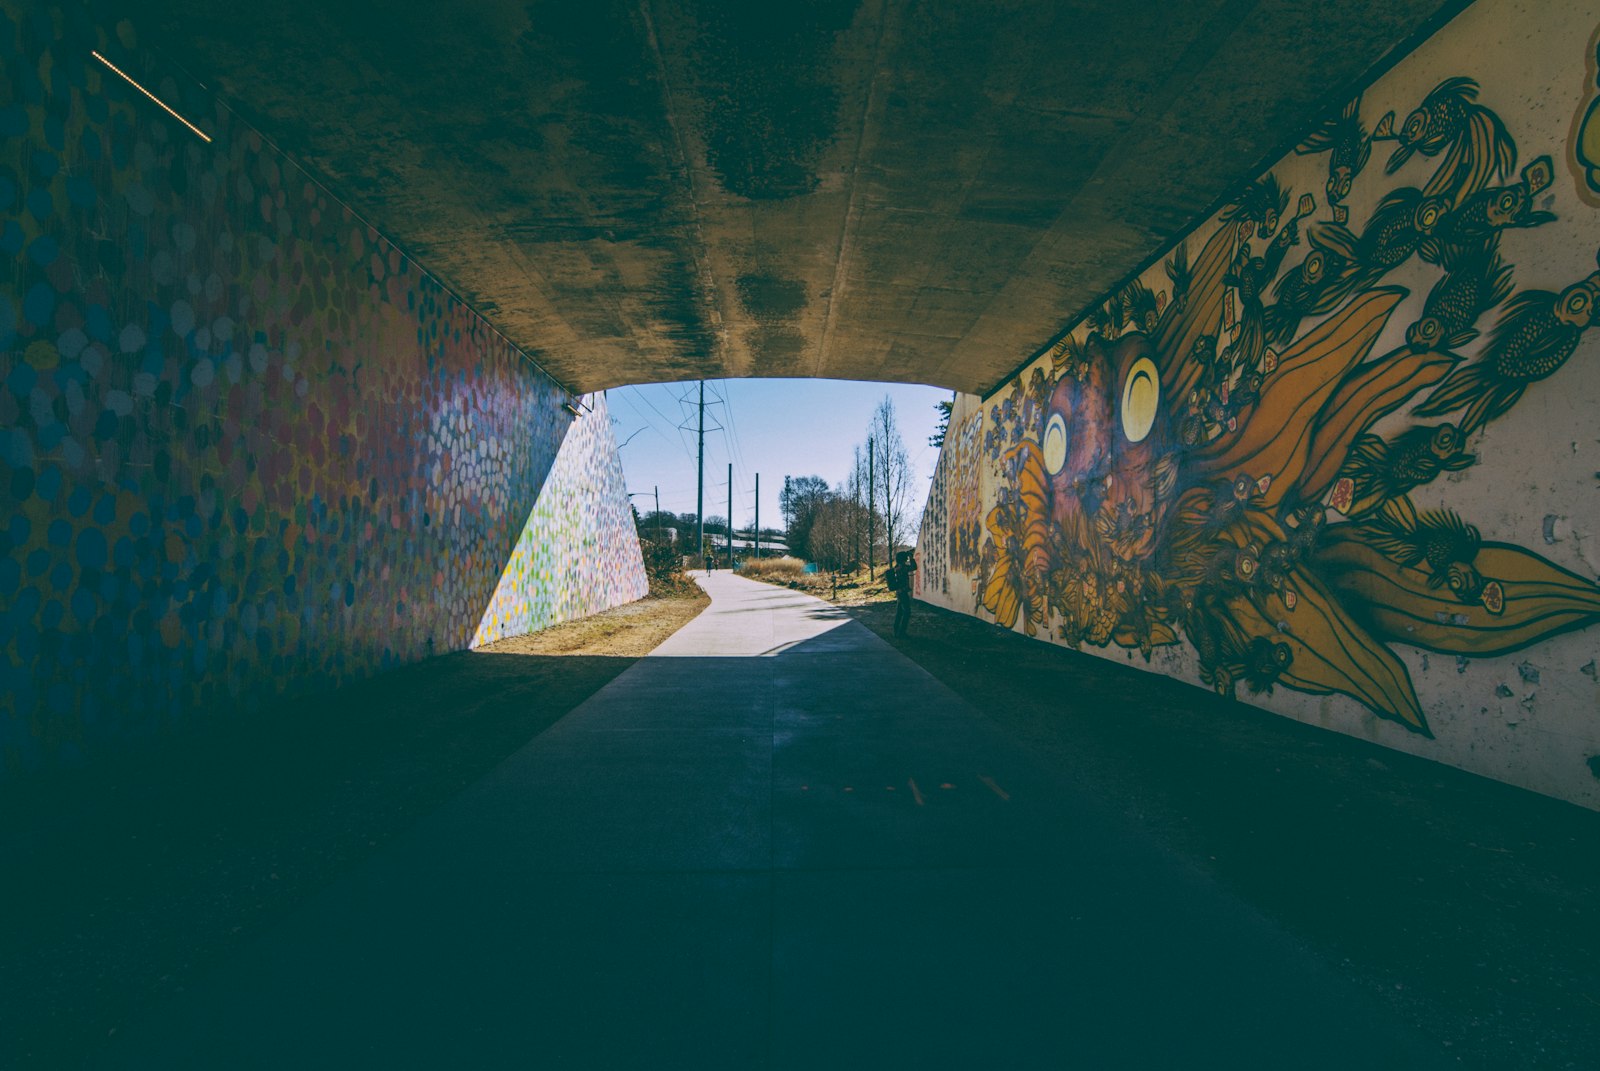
[890,550,918,637]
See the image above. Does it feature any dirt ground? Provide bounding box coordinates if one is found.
[801,578,1600,1071]
[0,591,707,1068]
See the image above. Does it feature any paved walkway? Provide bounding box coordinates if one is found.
[108,573,1448,1068]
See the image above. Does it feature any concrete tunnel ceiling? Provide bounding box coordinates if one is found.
[114,0,1467,396]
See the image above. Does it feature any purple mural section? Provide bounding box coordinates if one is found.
[0,4,620,775]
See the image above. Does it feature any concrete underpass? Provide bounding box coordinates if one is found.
[4,0,1600,1066]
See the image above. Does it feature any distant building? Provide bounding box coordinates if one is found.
[726,537,789,555]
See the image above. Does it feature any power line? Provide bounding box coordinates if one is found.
[719,380,750,472]
[618,386,693,460]
[613,397,674,451]
[703,381,754,527]
[630,383,685,431]
[714,381,751,483]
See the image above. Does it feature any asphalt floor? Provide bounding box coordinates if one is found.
[103,572,1456,1069]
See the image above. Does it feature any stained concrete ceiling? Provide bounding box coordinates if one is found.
[117,0,1463,395]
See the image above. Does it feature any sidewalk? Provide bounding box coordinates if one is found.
[106,572,1450,1068]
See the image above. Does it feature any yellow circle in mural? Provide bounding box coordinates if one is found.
[1042,412,1068,475]
[1121,357,1160,443]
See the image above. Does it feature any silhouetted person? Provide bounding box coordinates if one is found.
[890,550,917,637]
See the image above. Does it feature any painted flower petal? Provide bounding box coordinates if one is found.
[1192,288,1404,508]
[1227,564,1429,735]
[982,556,1021,629]
[1299,347,1456,503]
[1015,441,1056,633]
[1155,223,1235,403]
[981,440,1056,634]
[1316,528,1600,656]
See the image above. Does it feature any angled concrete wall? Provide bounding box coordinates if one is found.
[0,4,645,775]
[471,391,647,648]
[918,0,1600,808]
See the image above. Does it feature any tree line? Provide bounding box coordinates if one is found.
[780,396,921,574]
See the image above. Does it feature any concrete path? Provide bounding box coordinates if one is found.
[107,573,1449,1069]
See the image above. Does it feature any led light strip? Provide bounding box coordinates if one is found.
[91,50,212,143]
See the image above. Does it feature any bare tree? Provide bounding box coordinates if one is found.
[869,396,917,557]
[808,492,859,572]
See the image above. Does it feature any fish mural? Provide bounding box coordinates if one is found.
[1574,26,1600,205]
[919,2,1600,803]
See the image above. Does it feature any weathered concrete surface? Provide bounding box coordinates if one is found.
[104,573,1451,1067]
[111,0,1463,394]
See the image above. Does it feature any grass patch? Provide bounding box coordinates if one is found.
[736,555,807,581]
[747,563,897,605]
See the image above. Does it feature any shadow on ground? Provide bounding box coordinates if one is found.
[8,578,1598,1069]
[91,582,1455,1070]
[838,596,1600,1070]
[0,609,692,1067]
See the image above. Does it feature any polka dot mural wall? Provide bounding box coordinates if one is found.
[0,5,647,775]
[471,392,648,648]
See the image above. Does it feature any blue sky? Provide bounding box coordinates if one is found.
[604,379,952,536]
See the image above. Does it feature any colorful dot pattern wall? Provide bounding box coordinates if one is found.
[0,5,646,776]
[472,392,648,648]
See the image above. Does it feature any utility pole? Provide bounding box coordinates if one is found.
[654,485,661,544]
[868,435,876,580]
[726,461,733,569]
[754,473,759,560]
[696,380,705,571]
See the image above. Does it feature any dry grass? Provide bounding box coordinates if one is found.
[752,563,897,606]
[477,592,708,657]
[737,555,807,581]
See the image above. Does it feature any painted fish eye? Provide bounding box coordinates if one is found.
[1567,290,1591,314]
[1498,192,1517,211]
[1403,112,1425,139]
[1416,318,1440,339]
[1042,411,1069,475]
[1417,203,1441,228]
[1432,425,1456,448]
[1303,252,1323,282]
[1120,356,1160,443]
[1448,571,1463,591]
